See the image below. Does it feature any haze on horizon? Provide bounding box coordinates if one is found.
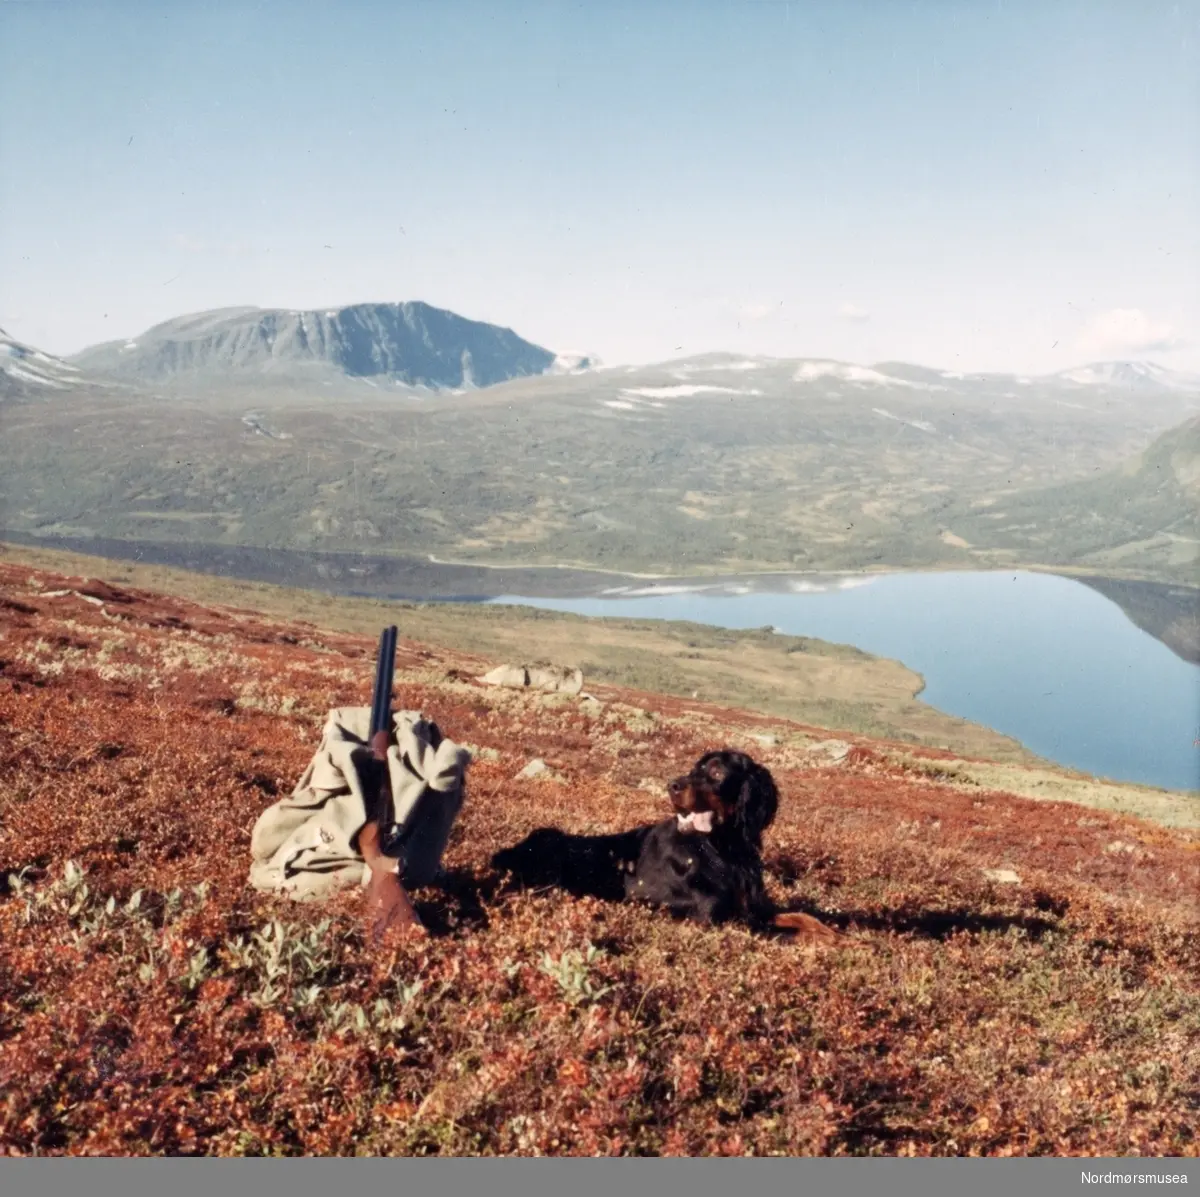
[1,0,1197,376]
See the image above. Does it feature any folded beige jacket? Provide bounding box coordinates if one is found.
[248,706,469,901]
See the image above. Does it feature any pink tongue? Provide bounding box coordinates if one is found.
[677,811,714,833]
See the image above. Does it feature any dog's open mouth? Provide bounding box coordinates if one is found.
[676,811,714,834]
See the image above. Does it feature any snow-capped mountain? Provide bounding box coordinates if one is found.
[1054,361,1200,391]
[549,351,604,374]
[0,330,86,396]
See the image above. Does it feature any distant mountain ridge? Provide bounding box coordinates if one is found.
[0,329,100,398]
[48,296,1200,397]
[5,310,1200,590]
[1053,361,1200,391]
[69,301,557,390]
[662,353,1199,394]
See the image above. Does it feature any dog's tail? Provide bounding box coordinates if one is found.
[771,910,846,946]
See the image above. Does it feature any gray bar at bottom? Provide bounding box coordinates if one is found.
[0,1156,1197,1197]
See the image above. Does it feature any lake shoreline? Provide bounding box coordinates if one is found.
[494,575,1200,796]
[0,536,1050,772]
[4,528,1192,604]
[3,535,1196,794]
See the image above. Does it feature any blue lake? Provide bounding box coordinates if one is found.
[490,570,1200,794]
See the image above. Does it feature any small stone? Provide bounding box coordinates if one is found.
[809,739,851,762]
[479,664,530,688]
[479,662,584,694]
[982,867,1021,885]
[460,744,500,762]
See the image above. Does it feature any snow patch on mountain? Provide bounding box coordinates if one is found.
[1056,361,1200,391]
[794,360,948,390]
[0,330,85,395]
[621,384,761,399]
[873,407,937,434]
[550,351,604,375]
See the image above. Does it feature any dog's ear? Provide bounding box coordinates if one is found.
[735,762,778,844]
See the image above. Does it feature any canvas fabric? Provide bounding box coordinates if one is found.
[248,706,469,901]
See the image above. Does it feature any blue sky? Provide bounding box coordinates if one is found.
[1,0,1196,372]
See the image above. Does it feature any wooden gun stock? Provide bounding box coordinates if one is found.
[360,626,421,942]
[771,910,844,946]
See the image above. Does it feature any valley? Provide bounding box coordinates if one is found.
[2,330,1198,589]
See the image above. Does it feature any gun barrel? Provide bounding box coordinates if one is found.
[369,625,398,741]
[360,624,420,941]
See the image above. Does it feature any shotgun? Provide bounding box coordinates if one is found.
[358,625,422,940]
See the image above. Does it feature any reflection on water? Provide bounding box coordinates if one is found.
[491,570,1200,794]
[5,536,1197,791]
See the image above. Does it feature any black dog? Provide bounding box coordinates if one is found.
[491,749,840,943]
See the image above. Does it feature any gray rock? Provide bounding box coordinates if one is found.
[480,664,530,689]
[981,867,1022,885]
[810,739,852,762]
[480,662,584,695]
